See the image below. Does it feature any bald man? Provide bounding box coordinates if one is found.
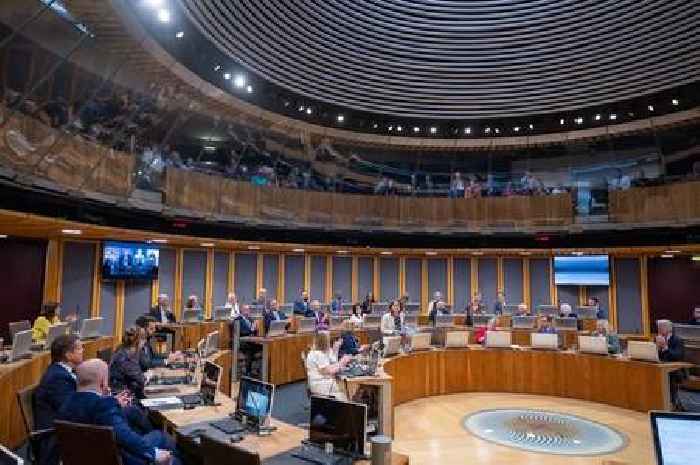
[57,359,178,465]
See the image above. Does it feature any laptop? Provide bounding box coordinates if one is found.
[485,331,512,348]
[650,411,700,465]
[46,323,70,348]
[382,336,401,357]
[205,331,219,356]
[267,320,287,337]
[512,315,537,329]
[79,318,103,340]
[628,341,660,362]
[531,333,559,350]
[435,314,455,328]
[578,335,608,355]
[297,317,316,333]
[177,360,222,407]
[213,307,231,321]
[329,315,346,330]
[363,314,381,329]
[473,314,495,327]
[11,330,33,361]
[183,309,203,323]
[503,304,519,316]
[9,320,31,342]
[554,317,578,330]
[445,331,469,348]
[537,305,559,317]
[409,333,431,351]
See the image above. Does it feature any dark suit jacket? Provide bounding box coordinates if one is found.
[233,315,256,337]
[659,334,685,362]
[110,348,146,399]
[428,307,450,325]
[149,306,176,324]
[34,363,76,430]
[293,299,311,315]
[138,338,165,372]
[493,301,505,315]
[57,391,155,465]
[263,310,288,334]
[338,333,360,358]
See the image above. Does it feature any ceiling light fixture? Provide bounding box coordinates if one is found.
[293,248,305,253]
[61,229,82,235]
[224,73,231,80]
[246,85,253,93]
[233,75,246,88]
[661,254,674,258]
[648,105,654,111]
[200,242,215,247]
[175,31,184,39]
[337,115,345,123]
[609,114,617,120]
[149,239,168,244]
[156,9,170,23]
[380,251,393,255]
[672,99,679,106]
[425,251,437,256]
[247,245,260,250]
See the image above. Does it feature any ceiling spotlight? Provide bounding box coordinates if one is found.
[575,117,583,125]
[513,126,520,132]
[247,245,260,250]
[200,242,215,247]
[337,115,345,123]
[595,114,601,121]
[494,128,500,134]
[665,250,681,254]
[156,9,170,23]
[472,251,484,256]
[425,251,437,256]
[298,105,305,112]
[560,119,565,125]
[672,99,679,106]
[484,127,491,134]
[464,127,472,134]
[528,124,534,130]
[648,105,654,111]
[430,127,437,134]
[292,248,305,253]
[62,229,82,235]
[413,127,420,133]
[388,125,393,131]
[246,85,253,93]
[337,250,349,254]
[214,65,221,71]
[372,123,378,129]
[609,114,617,120]
[396,125,403,132]
[234,75,246,88]
[306,107,312,115]
[380,251,393,255]
[224,73,231,80]
[661,254,674,259]
[175,31,184,39]
[519,251,532,256]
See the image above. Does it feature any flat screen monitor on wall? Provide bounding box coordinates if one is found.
[102,241,159,280]
[554,255,610,286]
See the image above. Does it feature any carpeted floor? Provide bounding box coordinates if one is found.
[270,381,309,427]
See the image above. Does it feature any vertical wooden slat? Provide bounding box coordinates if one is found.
[470,258,479,299]
[114,280,125,342]
[351,256,358,303]
[278,254,285,304]
[173,248,184,319]
[304,254,311,293]
[609,256,618,330]
[205,249,214,318]
[421,259,428,314]
[91,241,102,317]
[256,253,264,300]
[43,238,63,304]
[228,252,235,295]
[640,256,650,337]
[447,256,454,306]
[522,258,531,310]
[550,257,557,306]
[373,256,380,300]
[325,255,333,303]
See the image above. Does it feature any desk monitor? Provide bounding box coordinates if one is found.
[309,396,367,459]
[46,323,70,348]
[445,331,469,348]
[213,307,231,321]
[329,316,346,330]
[578,335,608,355]
[182,309,202,323]
[8,320,30,342]
[554,317,578,330]
[650,411,700,465]
[382,336,401,357]
[628,341,660,362]
[473,314,496,327]
[79,318,103,340]
[409,333,431,351]
[576,306,598,320]
[435,314,455,328]
[248,305,264,316]
[11,330,32,361]
[503,304,519,316]
[205,331,219,356]
[531,333,559,350]
[267,320,287,337]
[363,314,381,329]
[485,331,512,348]
[297,317,316,333]
[512,315,537,329]
[237,376,275,420]
[0,444,24,465]
[537,305,559,317]
[200,361,221,406]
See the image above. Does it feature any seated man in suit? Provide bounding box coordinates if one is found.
[233,305,258,337]
[263,299,289,334]
[34,334,84,465]
[135,316,182,371]
[493,291,506,315]
[428,300,450,326]
[293,289,312,316]
[253,288,271,310]
[149,294,176,324]
[338,330,368,359]
[656,319,685,362]
[57,359,178,465]
[426,291,443,315]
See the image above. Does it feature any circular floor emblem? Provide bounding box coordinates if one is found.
[463,409,627,456]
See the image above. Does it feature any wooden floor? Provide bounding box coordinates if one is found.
[392,393,652,465]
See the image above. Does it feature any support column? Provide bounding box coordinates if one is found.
[43,238,63,304]
[205,249,215,318]
[91,243,102,317]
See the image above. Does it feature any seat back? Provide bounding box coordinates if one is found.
[200,434,261,465]
[54,420,122,465]
[97,347,113,364]
[17,383,37,435]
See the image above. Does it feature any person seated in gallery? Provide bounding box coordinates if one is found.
[360,292,376,315]
[426,290,444,315]
[590,319,621,354]
[293,289,312,315]
[537,316,557,334]
[559,302,577,318]
[234,305,260,375]
[310,300,330,330]
[305,331,351,400]
[656,319,685,362]
[57,359,179,465]
[687,307,700,326]
[32,302,76,341]
[149,294,176,324]
[493,291,506,315]
[185,294,202,311]
[263,299,289,334]
[381,300,400,335]
[330,293,343,314]
[338,330,368,359]
[474,318,497,344]
[429,300,451,326]
[110,327,149,400]
[588,296,604,319]
[515,303,530,316]
[223,292,240,318]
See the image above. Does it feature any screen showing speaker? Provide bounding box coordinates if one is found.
[102,241,159,280]
[554,255,610,286]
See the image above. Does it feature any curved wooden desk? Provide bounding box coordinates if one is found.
[382,347,689,413]
[0,336,114,449]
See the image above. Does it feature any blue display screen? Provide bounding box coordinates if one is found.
[102,241,159,280]
[554,255,609,286]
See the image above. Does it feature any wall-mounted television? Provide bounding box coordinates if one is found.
[554,255,610,286]
[102,241,159,280]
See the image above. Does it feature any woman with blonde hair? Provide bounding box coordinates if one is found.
[305,331,351,400]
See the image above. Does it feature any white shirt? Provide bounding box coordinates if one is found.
[381,312,396,335]
[349,314,363,326]
[160,308,168,323]
[306,349,346,400]
[225,302,240,318]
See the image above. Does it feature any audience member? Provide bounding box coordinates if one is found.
[429,301,450,326]
[305,331,351,400]
[516,303,530,316]
[361,292,376,315]
[687,307,700,326]
[427,291,444,315]
[254,288,271,310]
[330,293,343,314]
[493,291,506,315]
[538,316,557,334]
[311,300,329,330]
[263,300,289,334]
[349,305,363,325]
[293,289,312,316]
[149,294,176,324]
[185,295,201,310]
[338,330,368,359]
[32,303,61,341]
[656,320,684,362]
[224,292,240,318]
[590,319,620,354]
[110,327,148,400]
[381,301,399,335]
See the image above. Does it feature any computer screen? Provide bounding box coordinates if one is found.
[102,241,159,280]
[309,396,367,457]
[651,412,700,465]
[554,255,610,286]
[200,361,221,405]
[236,376,274,419]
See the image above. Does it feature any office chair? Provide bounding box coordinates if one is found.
[54,420,123,465]
[17,383,55,465]
[200,435,261,465]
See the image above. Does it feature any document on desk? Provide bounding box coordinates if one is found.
[141,397,184,410]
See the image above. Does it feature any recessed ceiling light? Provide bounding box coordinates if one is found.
[595,114,601,121]
[61,229,82,235]
[528,124,534,130]
[0,234,7,239]
[149,239,168,244]
[175,31,184,39]
[425,251,437,256]
[484,127,491,134]
[672,99,679,106]
[661,254,674,258]
[234,75,246,88]
[648,105,654,112]
[247,245,260,250]
[429,127,437,134]
[464,127,472,134]
[224,73,231,80]
[609,114,617,120]
[156,9,170,23]
[380,251,393,255]
[144,0,164,7]
[575,117,583,125]
[519,251,532,256]
[665,249,681,254]
[396,126,403,132]
[472,251,484,256]
[513,126,520,132]
[560,119,565,125]
[306,107,312,115]
[413,127,420,133]
[337,115,345,122]
[246,85,253,93]
[293,248,305,253]
[337,250,349,254]
[200,242,215,247]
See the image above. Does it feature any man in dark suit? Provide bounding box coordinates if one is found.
[428,301,450,326]
[656,319,685,362]
[57,359,178,465]
[293,290,311,316]
[34,334,84,465]
[263,299,289,334]
[338,331,368,359]
[493,291,506,315]
[233,305,258,337]
[149,294,176,324]
[135,315,168,371]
